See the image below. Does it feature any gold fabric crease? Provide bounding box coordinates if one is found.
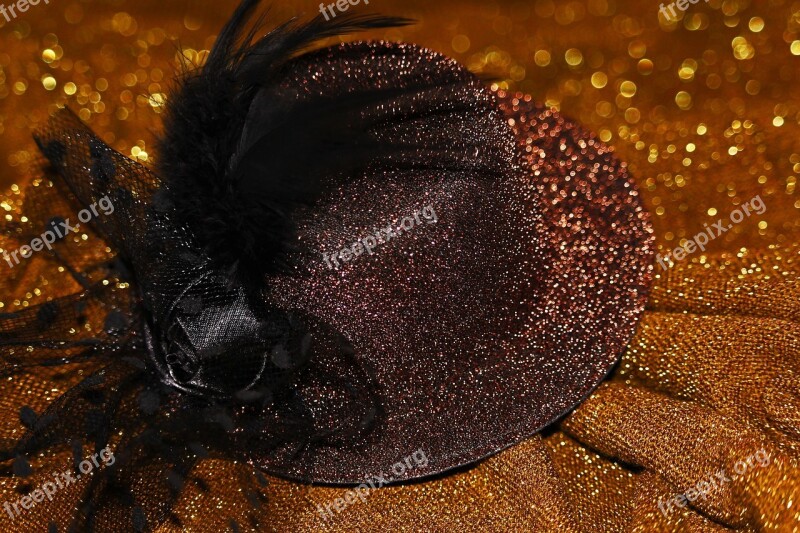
[0,0,799,532]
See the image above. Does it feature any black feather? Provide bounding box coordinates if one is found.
[156,0,412,283]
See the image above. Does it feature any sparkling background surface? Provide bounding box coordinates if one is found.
[0,0,797,259]
[0,1,799,532]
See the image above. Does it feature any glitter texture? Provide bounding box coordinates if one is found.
[260,43,652,482]
[0,0,798,531]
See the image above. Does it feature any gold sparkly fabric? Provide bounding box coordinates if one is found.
[0,0,799,532]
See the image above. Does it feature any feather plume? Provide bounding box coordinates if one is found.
[156,0,412,283]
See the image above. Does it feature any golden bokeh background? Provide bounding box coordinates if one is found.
[0,0,798,260]
[1,3,800,532]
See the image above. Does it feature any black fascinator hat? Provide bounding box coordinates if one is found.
[0,0,653,530]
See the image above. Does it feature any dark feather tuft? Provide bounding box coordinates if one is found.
[156,0,412,284]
